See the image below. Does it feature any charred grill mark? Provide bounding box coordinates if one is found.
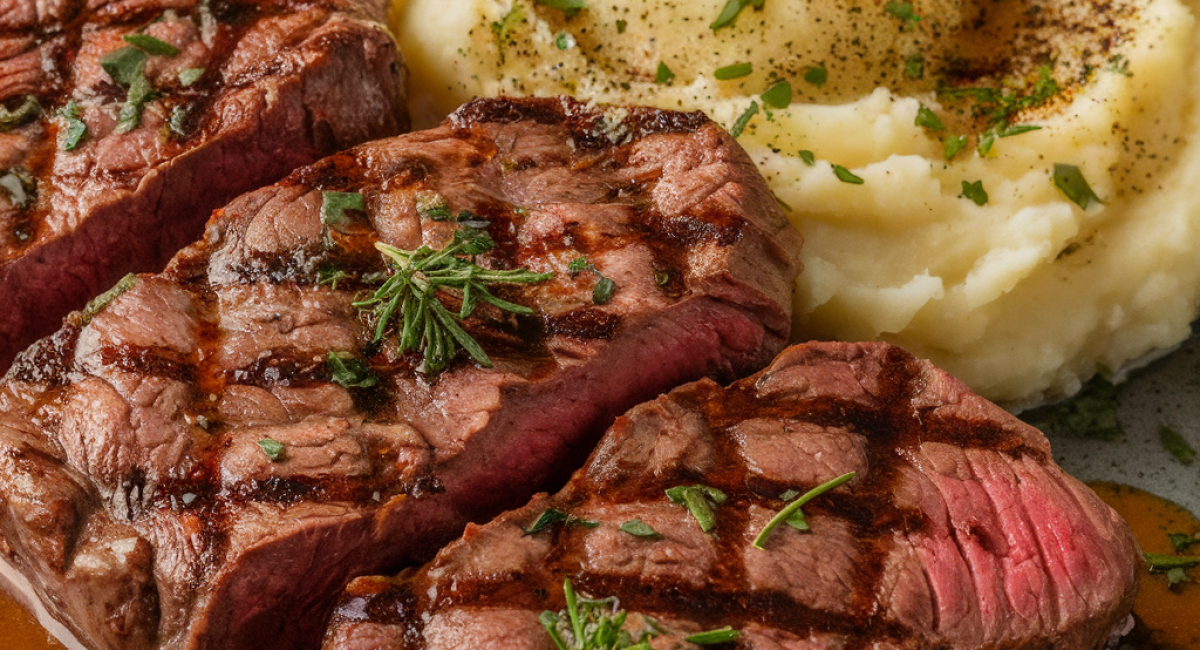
[225,354,327,387]
[97,344,196,380]
[543,308,621,340]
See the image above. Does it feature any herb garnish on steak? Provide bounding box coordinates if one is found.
[325,341,1142,650]
[0,96,802,650]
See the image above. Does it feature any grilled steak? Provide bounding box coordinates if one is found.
[0,96,802,650]
[0,0,406,370]
[325,341,1141,650]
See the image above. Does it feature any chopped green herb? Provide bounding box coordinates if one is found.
[904,52,924,79]
[655,61,675,85]
[77,273,138,326]
[1020,375,1124,441]
[915,105,944,131]
[998,124,1042,138]
[536,0,587,19]
[943,135,968,160]
[977,131,996,155]
[884,1,921,23]
[168,103,191,137]
[619,519,662,538]
[592,277,615,305]
[326,351,378,388]
[317,265,351,289]
[686,627,740,645]
[960,180,988,206]
[1052,163,1104,210]
[115,71,156,133]
[321,190,365,227]
[415,192,452,221]
[0,169,35,208]
[555,32,576,50]
[798,149,815,165]
[491,4,526,39]
[1160,425,1196,465]
[58,100,88,150]
[803,65,827,87]
[123,33,179,56]
[615,19,627,33]
[1106,54,1132,77]
[714,62,752,80]
[258,438,285,461]
[1169,532,1200,553]
[178,67,205,86]
[524,508,600,535]
[354,232,553,375]
[753,472,855,549]
[0,96,40,131]
[939,66,1060,135]
[1144,551,1200,570]
[832,164,864,184]
[760,80,792,109]
[729,101,758,138]
[540,577,660,650]
[1167,566,1190,588]
[666,485,727,533]
[710,0,763,31]
[100,46,149,86]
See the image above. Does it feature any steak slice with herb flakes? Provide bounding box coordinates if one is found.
[0,0,407,371]
[0,96,802,650]
[324,341,1141,650]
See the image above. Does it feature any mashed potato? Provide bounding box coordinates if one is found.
[390,0,1200,407]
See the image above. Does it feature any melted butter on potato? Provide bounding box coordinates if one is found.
[391,0,1200,407]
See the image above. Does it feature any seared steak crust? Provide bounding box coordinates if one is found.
[325,342,1141,650]
[0,97,802,650]
[0,0,406,370]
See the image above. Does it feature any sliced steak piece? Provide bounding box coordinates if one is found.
[0,0,407,371]
[325,341,1141,650]
[0,96,802,650]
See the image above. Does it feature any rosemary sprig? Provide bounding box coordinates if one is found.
[354,227,552,374]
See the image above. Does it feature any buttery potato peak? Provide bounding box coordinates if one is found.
[392,0,1200,407]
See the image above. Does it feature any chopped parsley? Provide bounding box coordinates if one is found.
[524,508,601,535]
[803,65,827,87]
[257,438,285,461]
[326,351,378,388]
[1020,375,1124,441]
[178,67,205,87]
[654,61,675,85]
[1159,425,1196,465]
[555,32,576,50]
[798,149,816,165]
[710,0,764,31]
[753,472,854,549]
[320,190,365,227]
[884,1,921,23]
[729,100,758,138]
[960,180,988,206]
[915,104,944,131]
[760,80,792,108]
[686,627,740,645]
[100,46,158,133]
[415,191,452,221]
[714,62,752,80]
[615,19,627,33]
[536,0,587,20]
[123,33,180,56]
[168,103,192,137]
[666,485,726,533]
[943,135,968,160]
[618,519,661,538]
[1052,164,1104,210]
[904,52,924,79]
[1170,532,1200,553]
[832,164,864,184]
[58,100,88,150]
[938,65,1060,137]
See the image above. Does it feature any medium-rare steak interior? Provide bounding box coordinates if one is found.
[0,0,407,370]
[325,341,1142,650]
[0,96,802,650]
